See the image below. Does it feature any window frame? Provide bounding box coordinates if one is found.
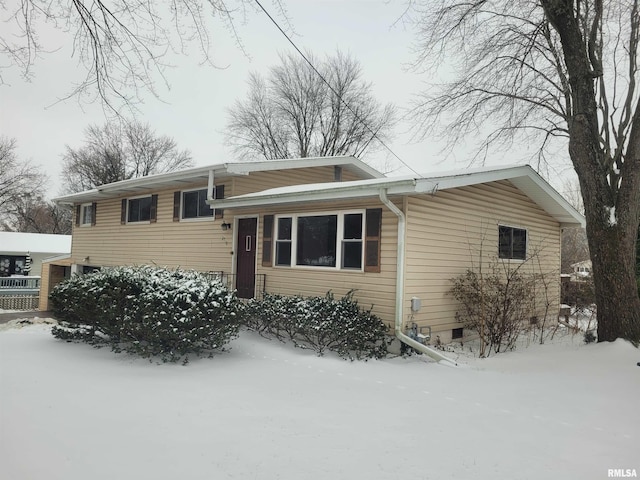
[0,255,27,276]
[498,224,528,261]
[273,210,365,271]
[126,194,153,224]
[80,203,94,227]
[180,187,214,221]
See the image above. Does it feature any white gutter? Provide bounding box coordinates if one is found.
[378,188,457,366]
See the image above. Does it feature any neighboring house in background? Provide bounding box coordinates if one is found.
[43,156,584,349]
[0,232,71,278]
[571,260,592,281]
[0,232,72,310]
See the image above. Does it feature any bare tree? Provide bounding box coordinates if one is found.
[561,179,589,273]
[4,194,73,235]
[0,137,47,225]
[225,51,397,160]
[0,1,287,112]
[409,0,640,344]
[61,122,193,193]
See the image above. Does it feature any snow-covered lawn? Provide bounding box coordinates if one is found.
[1,321,638,480]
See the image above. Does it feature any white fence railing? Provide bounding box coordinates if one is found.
[0,276,41,289]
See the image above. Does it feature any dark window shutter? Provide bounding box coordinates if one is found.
[121,199,127,224]
[75,205,81,226]
[364,208,382,273]
[91,202,97,226]
[262,214,274,267]
[173,191,181,222]
[150,194,158,223]
[214,185,225,219]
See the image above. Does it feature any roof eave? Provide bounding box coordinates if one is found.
[208,179,419,209]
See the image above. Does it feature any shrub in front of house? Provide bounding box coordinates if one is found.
[450,267,536,356]
[50,266,242,362]
[245,290,388,360]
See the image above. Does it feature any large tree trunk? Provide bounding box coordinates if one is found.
[569,87,640,346]
[543,0,640,344]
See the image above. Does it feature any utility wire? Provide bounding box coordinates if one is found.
[253,0,423,178]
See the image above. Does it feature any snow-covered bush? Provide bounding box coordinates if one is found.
[51,266,242,362]
[245,290,388,360]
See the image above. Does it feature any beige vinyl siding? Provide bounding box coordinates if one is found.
[403,180,561,337]
[68,165,375,275]
[230,166,366,196]
[243,198,400,328]
[70,182,233,272]
[39,257,73,311]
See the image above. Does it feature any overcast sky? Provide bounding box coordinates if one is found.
[1,1,575,199]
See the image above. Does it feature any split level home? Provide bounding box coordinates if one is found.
[41,156,584,350]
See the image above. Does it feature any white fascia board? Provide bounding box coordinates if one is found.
[54,157,383,204]
[54,164,227,204]
[510,175,585,228]
[225,156,383,179]
[415,165,584,228]
[208,178,419,209]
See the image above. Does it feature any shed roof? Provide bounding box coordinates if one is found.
[0,232,72,255]
[207,164,585,228]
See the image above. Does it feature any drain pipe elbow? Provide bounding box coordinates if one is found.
[378,188,457,366]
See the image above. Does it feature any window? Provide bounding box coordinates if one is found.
[81,203,94,225]
[75,202,96,227]
[341,213,363,269]
[498,225,527,260]
[275,217,292,266]
[128,196,152,222]
[0,256,27,276]
[297,215,338,267]
[452,328,464,340]
[182,189,213,219]
[122,195,158,224]
[273,212,364,270]
[173,186,224,222]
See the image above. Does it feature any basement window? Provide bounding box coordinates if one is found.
[452,328,464,340]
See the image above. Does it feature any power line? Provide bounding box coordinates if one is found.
[253,0,422,178]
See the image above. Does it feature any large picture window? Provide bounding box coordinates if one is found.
[182,189,213,219]
[498,225,527,260]
[274,212,364,270]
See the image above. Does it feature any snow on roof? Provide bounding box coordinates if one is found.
[209,164,585,228]
[0,232,72,255]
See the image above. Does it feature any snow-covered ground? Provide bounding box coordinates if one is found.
[1,320,638,480]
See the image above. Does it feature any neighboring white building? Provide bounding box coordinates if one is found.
[570,260,592,281]
[0,232,72,277]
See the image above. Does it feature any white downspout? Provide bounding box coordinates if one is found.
[378,188,457,366]
[207,169,215,202]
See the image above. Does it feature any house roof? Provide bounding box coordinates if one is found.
[53,156,383,205]
[0,232,72,255]
[207,164,586,228]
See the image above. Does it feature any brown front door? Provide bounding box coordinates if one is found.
[235,218,257,298]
